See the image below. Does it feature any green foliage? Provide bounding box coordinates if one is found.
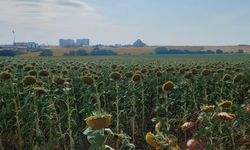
[0,55,249,149]
[40,49,53,56]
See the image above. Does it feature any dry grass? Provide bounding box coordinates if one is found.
[20,45,250,57]
[51,47,93,56]
[18,52,41,57]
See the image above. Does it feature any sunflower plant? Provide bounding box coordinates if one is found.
[84,111,114,150]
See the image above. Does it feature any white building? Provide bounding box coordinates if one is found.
[27,42,40,49]
[59,39,75,47]
[14,42,40,49]
[76,39,90,46]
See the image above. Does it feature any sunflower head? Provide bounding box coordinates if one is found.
[214,112,235,122]
[85,111,112,130]
[24,65,34,71]
[23,76,37,86]
[187,139,199,150]
[202,69,211,76]
[38,70,49,77]
[162,81,175,92]
[145,132,160,148]
[184,72,193,79]
[234,73,245,82]
[81,76,94,85]
[61,70,68,75]
[0,72,12,80]
[28,70,37,76]
[110,72,121,80]
[125,72,133,78]
[53,76,65,85]
[218,100,232,108]
[33,87,47,96]
[200,105,215,113]
[191,69,198,75]
[181,121,196,130]
[131,74,140,82]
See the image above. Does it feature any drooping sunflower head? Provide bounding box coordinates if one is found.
[145,132,160,148]
[214,112,235,122]
[28,70,37,76]
[53,76,65,85]
[191,69,198,75]
[24,65,34,71]
[184,72,193,79]
[131,74,140,82]
[181,121,196,130]
[125,72,133,78]
[218,100,232,108]
[162,81,175,92]
[186,139,199,150]
[202,69,211,76]
[61,70,68,75]
[200,105,215,113]
[81,76,94,85]
[234,73,245,82]
[33,87,47,96]
[23,76,37,86]
[0,72,12,81]
[85,111,112,130]
[38,70,50,77]
[110,72,122,81]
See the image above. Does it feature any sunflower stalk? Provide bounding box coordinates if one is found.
[66,99,74,150]
[11,82,23,150]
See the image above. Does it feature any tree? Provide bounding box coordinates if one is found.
[76,49,88,56]
[40,49,53,56]
[0,50,17,56]
[206,50,215,54]
[154,47,168,54]
[89,49,117,56]
[216,49,223,54]
[237,49,244,54]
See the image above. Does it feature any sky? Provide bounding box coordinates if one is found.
[0,0,250,45]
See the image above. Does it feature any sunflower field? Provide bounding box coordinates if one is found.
[0,55,250,150]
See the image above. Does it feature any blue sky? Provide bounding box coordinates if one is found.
[0,0,250,45]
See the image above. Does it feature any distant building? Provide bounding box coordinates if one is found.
[76,39,90,46]
[14,42,27,48]
[14,42,40,49]
[59,39,75,47]
[27,42,40,49]
[133,39,146,47]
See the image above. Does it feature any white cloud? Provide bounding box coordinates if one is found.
[0,0,114,44]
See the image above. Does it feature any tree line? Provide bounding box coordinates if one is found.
[154,47,245,55]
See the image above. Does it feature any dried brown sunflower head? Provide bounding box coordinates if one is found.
[0,72,12,80]
[23,76,37,86]
[110,72,121,80]
[162,81,175,92]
